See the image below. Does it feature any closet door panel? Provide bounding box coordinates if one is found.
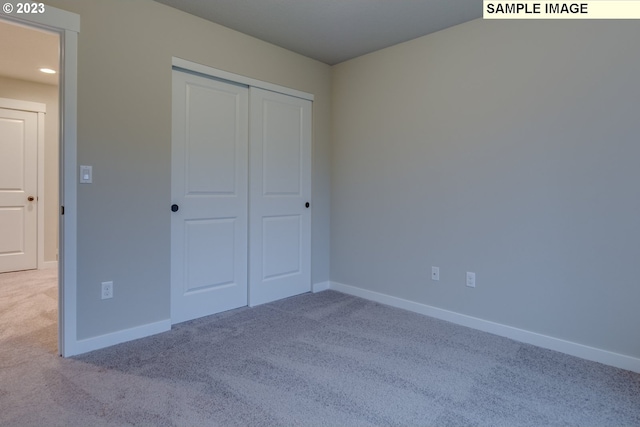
[249,87,311,306]
[171,70,249,324]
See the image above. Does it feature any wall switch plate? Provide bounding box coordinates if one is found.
[101,281,113,299]
[431,266,440,281]
[466,272,476,288]
[80,165,92,183]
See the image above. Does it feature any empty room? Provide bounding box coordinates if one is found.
[1,0,639,426]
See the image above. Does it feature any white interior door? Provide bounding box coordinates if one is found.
[249,87,312,306]
[171,70,249,324]
[0,107,38,273]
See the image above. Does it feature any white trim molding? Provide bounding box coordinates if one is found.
[172,57,314,102]
[329,281,640,374]
[0,98,45,112]
[36,108,46,270]
[42,261,58,270]
[312,281,330,293]
[0,5,80,32]
[73,320,171,356]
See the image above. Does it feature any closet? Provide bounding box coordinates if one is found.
[170,67,311,324]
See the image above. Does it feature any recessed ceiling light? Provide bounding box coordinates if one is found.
[39,68,56,74]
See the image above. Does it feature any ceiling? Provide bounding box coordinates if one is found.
[0,20,59,85]
[153,0,482,65]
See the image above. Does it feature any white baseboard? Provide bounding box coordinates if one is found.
[41,261,58,270]
[312,281,330,293]
[69,319,171,356]
[329,281,640,374]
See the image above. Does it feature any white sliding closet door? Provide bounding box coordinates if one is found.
[171,70,249,324]
[249,87,312,306]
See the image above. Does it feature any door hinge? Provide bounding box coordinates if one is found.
[60,205,65,215]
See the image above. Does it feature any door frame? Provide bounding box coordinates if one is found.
[1,6,80,357]
[0,98,46,271]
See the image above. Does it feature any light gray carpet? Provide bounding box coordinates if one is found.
[1,270,639,426]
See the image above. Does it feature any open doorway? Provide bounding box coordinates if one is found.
[1,5,78,356]
[0,20,60,354]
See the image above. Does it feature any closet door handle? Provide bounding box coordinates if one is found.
[28,196,35,202]
[171,204,179,212]
[305,202,310,208]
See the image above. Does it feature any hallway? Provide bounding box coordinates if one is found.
[0,269,58,357]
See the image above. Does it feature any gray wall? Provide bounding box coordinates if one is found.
[0,76,58,263]
[331,20,640,359]
[45,0,331,340]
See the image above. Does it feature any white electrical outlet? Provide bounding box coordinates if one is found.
[101,281,113,299]
[431,266,440,281]
[466,272,476,288]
